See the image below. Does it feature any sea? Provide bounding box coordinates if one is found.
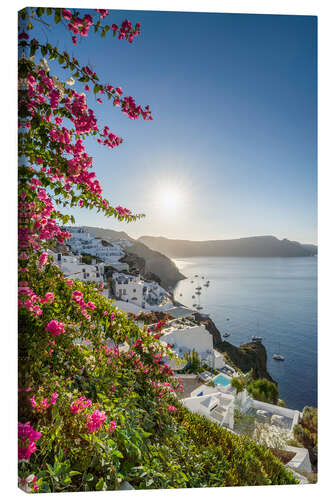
[173,256,317,411]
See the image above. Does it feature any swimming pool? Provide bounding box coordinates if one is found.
[213,374,231,387]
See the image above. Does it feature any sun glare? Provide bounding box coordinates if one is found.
[158,186,183,211]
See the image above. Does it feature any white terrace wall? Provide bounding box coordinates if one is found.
[160,325,213,354]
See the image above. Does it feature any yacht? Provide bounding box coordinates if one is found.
[251,336,262,343]
[272,342,285,361]
[222,332,230,338]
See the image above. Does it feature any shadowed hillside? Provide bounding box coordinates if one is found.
[83,227,185,288]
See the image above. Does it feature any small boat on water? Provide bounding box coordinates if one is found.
[226,318,230,321]
[223,332,230,338]
[251,336,262,343]
[272,342,285,361]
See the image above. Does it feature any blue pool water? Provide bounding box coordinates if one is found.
[173,256,317,411]
[214,374,231,387]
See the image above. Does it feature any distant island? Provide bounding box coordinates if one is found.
[137,235,317,258]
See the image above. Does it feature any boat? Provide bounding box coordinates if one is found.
[226,318,230,321]
[272,342,285,361]
[195,286,202,290]
[251,336,262,343]
[222,332,230,338]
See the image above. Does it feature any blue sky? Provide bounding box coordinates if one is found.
[31,9,317,243]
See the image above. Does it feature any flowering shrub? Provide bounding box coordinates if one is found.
[17,7,296,492]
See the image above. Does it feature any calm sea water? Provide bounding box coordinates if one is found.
[173,257,317,411]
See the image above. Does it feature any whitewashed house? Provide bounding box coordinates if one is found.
[159,319,226,369]
[47,250,104,284]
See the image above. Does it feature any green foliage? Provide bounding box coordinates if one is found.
[81,253,93,265]
[182,350,204,374]
[293,406,317,469]
[246,379,279,405]
[231,376,246,394]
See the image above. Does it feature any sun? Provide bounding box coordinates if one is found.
[158,186,183,211]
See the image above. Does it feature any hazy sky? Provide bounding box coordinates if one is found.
[32,10,317,243]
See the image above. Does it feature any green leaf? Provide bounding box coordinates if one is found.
[95,477,105,491]
[69,471,81,477]
[54,10,61,24]
[36,7,44,17]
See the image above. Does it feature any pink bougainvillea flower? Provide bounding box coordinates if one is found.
[62,9,72,20]
[108,420,117,432]
[86,409,106,433]
[50,392,58,405]
[18,422,42,461]
[39,252,48,266]
[18,31,29,40]
[167,405,177,412]
[45,320,65,336]
[70,395,92,414]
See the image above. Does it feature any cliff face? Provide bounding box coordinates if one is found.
[195,313,275,383]
[125,241,185,289]
[83,226,185,289]
[119,252,162,285]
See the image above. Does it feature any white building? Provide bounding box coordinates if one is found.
[159,319,226,369]
[47,250,104,284]
[112,272,173,311]
[183,390,235,429]
[64,227,127,266]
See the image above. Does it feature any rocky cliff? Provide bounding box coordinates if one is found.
[83,226,185,289]
[195,313,275,382]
